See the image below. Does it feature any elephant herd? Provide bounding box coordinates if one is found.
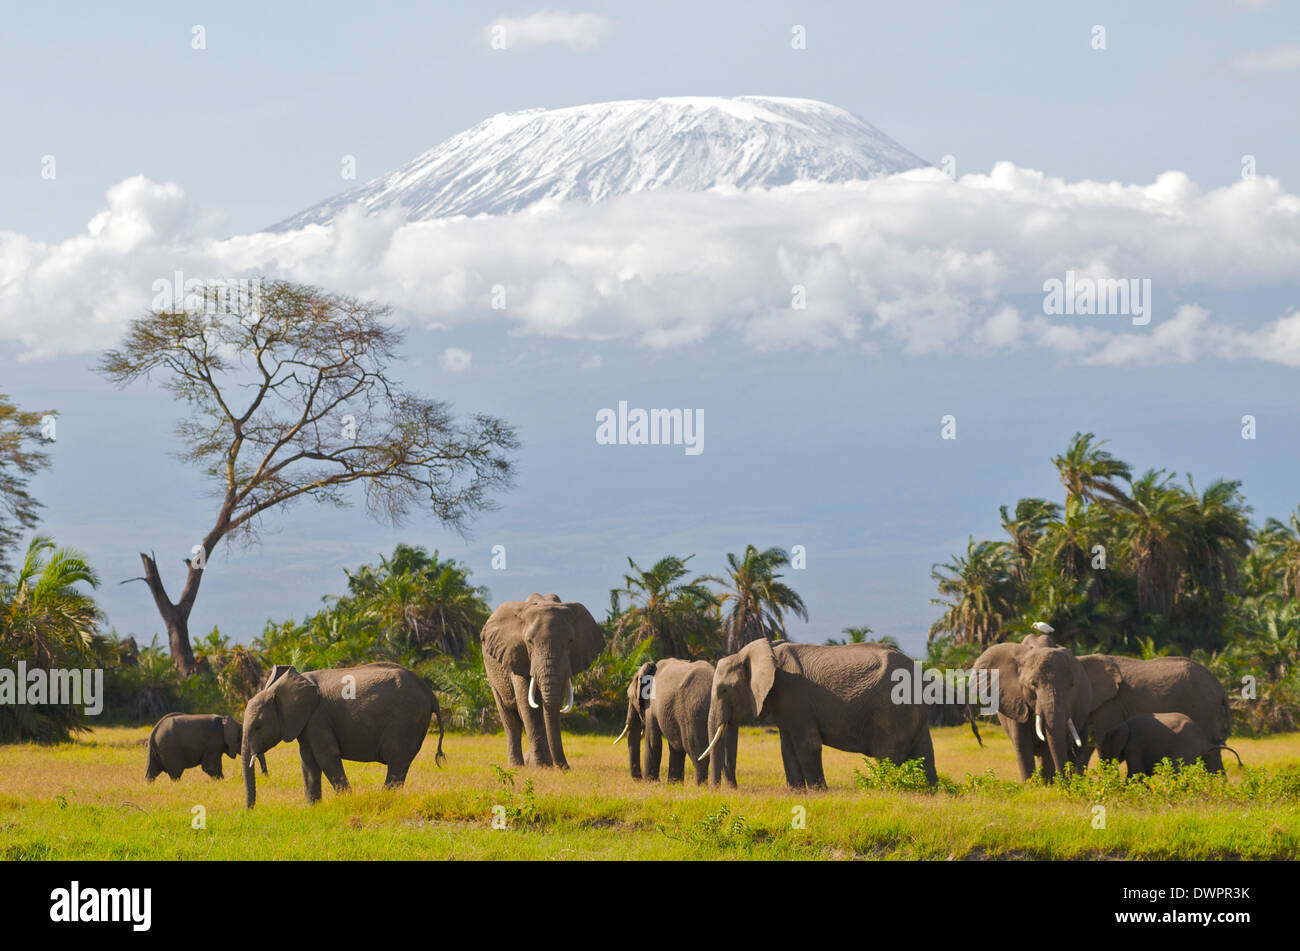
[142,595,1239,808]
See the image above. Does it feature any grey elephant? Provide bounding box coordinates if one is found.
[614,658,715,784]
[1079,653,1230,765]
[240,662,445,808]
[145,713,267,781]
[481,593,606,769]
[702,639,936,789]
[970,634,1092,782]
[1097,712,1241,776]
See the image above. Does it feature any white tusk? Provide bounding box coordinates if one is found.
[1035,714,1046,742]
[528,676,539,710]
[612,724,629,745]
[698,724,726,762]
[1068,718,1083,748]
[560,679,574,713]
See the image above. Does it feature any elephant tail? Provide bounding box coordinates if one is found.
[964,700,984,748]
[1219,744,1243,768]
[432,698,447,768]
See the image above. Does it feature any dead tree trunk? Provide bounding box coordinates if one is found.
[138,550,206,677]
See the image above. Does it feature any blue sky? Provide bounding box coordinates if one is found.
[2,1,1299,654]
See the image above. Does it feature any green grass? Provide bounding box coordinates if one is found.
[1,725,1297,859]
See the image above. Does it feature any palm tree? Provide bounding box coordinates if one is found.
[0,536,103,740]
[824,625,886,646]
[1000,498,1060,588]
[1121,469,1196,619]
[929,538,1014,647]
[709,546,808,651]
[1260,507,1300,603]
[345,545,490,658]
[611,555,719,658]
[1051,432,1132,509]
[0,535,101,668]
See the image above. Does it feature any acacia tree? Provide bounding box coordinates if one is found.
[0,395,55,574]
[99,281,518,674]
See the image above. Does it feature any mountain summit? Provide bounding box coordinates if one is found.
[270,96,928,229]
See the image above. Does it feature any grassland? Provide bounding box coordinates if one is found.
[1,724,1297,860]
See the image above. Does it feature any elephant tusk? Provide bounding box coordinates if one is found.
[612,724,629,745]
[1034,714,1046,742]
[560,679,574,714]
[1068,718,1083,748]
[528,676,539,710]
[698,723,726,762]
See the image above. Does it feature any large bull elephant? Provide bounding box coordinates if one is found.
[481,593,606,769]
[240,662,445,808]
[702,639,936,789]
[614,658,715,784]
[970,634,1092,782]
[1078,653,1230,765]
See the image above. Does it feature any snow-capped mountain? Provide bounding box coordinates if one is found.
[270,96,928,229]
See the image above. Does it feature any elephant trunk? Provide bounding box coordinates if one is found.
[724,722,739,788]
[242,734,257,809]
[705,703,728,786]
[1038,699,1072,780]
[536,666,570,769]
[625,702,643,779]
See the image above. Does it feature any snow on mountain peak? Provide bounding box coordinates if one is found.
[270,96,929,230]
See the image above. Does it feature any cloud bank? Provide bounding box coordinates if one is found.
[483,11,611,50]
[2,164,1298,364]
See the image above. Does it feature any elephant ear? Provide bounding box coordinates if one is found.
[745,639,779,719]
[628,661,656,718]
[1079,654,1121,708]
[481,602,530,676]
[564,601,607,674]
[221,716,241,757]
[974,644,1029,723]
[270,668,321,743]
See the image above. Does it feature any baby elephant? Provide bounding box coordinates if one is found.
[1098,712,1241,777]
[146,713,267,781]
[615,658,715,784]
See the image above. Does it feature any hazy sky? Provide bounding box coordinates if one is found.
[2,1,1298,655]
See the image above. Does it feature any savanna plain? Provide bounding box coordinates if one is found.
[2,724,1298,860]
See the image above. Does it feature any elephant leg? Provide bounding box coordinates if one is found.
[300,745,323,804]
[492,686,526,767]
[907,728,939,785]
[384,760,411,788]
[167,768,184,781]
[1003,716,1036,782]
[792,732,826,790]
[779,729,806,788]
[200,751,223,779]
[318,755,350,795]
[644,716,663,782]
[692,747,709,785]
[666,747,686,783]
[1204,749,1224,774]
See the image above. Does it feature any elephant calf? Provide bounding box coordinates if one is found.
[615,658,715,784]
[146,713,267,782]
[1097,713,1241,777]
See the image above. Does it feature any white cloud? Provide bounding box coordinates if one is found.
[3,163,1300,367]
[1227,46,1300,74]
[483,11,610,50]
[441,347,473,372]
